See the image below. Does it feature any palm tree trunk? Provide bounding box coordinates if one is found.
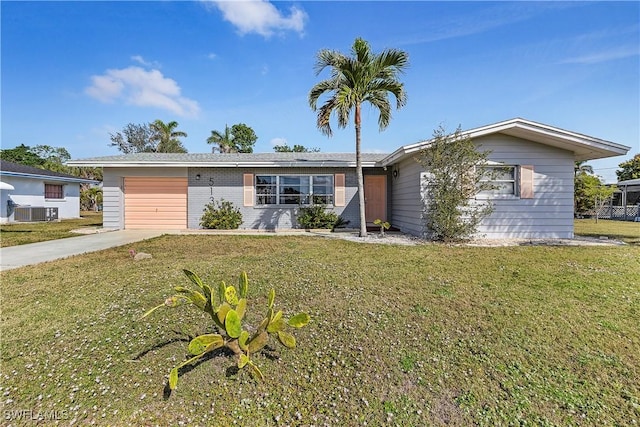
[355,103,367,237]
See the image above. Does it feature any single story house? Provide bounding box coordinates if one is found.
[608,178,640,221]
[68,118,630,239]
[0,160,98,223]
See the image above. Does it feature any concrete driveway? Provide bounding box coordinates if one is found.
[0,230,168,271]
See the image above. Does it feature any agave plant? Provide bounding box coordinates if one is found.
[140,270,310,389]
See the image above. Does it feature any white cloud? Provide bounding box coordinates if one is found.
[398,2,575,46]
[207,52,218,60]
[131,55,161,68]
[203,0,307,37]
[559,46,639,65]
[85,66,200,117]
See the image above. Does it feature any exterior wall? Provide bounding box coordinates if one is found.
[188,167,366,230]
[389,157,424,236]
[102,167,187,229]
[475,135,575,238]
[390,134,575,239]
[0,176,81,222]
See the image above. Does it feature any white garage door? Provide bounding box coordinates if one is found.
[124,177,187,229]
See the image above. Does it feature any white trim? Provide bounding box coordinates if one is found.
[0,171,97,184]
[68,160,380,168]
[381,118,630,165]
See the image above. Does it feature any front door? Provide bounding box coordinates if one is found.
[364,175,387,223]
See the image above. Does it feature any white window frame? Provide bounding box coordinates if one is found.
[477,165,518,199]
[255,175,335,206]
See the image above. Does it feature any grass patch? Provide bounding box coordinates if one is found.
[0,211,103,247]
[575,218,640,245]
[1,235,639,426]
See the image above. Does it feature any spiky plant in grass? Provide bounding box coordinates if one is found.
[140,271,310,389]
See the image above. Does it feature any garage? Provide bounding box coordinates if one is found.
[124,177,187,229]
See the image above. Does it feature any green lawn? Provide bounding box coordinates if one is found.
[0,211,103,247]
[1,235,638,426]
[574,218,640,245]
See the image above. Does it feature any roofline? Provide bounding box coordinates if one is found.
[0,171,99,184]
[380,118,631,165]
[67,160,382,168]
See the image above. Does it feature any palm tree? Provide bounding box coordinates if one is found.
[574,160,594,177]
[151,120,188,153]
[207,125,236,153]
[309,37,408,237]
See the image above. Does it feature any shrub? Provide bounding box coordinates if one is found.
[416,125,496,242]
[140,271,310,390]
[297,204,339,229]
[200,198,242,229]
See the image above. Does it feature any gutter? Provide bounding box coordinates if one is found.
[0,171,99,184]
[67,160,383,168]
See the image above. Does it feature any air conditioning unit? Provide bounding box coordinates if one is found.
[14,207,59,222]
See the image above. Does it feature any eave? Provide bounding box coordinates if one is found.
[0,171,99,184]
[381,118,631,166]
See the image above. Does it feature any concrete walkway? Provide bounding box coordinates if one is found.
[0,230,167,271]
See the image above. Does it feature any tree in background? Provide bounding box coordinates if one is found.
[616,154,640,181]
[309,37,409,237]
[416,125,496,242]
[0,144,101,182]
[574,160,594,177]
[109,123,157,153]
[207,123,258,153]
[110,121,188,154]
[0,144,47,166]
[151,119,188,153]
[207,125,234,153]
[81,186,103,211]
[273,144,320,153]
[575,172,615,220]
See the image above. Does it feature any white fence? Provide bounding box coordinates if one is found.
[595,205,640,221]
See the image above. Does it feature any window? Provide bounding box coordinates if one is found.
[44,184,64,199]
[255,175,334,205]
[478,166,516,196]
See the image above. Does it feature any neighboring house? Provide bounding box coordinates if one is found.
[0,160,98,223]
[68,118,630,238]
[607,178,640,221]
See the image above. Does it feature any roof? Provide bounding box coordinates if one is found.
[67,152,388,168]
[0,160,99,184]
[618,178,640,186]
[380,118,631,165]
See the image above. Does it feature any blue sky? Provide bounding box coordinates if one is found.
[1,1,638,182]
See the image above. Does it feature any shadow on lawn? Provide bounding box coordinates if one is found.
[133,332,283,399]
[162,347,237,400]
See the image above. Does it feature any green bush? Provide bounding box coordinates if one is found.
[297,204,341,229]
[200,198,242,229]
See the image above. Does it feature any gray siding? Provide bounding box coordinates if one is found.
[476,135,574,238]
[390,134,576,239]
[390,157,424,236]
[188,167,362,230]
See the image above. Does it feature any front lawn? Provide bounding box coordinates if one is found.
[0,211,103,247]
[1,236,638,426]
[575,218,640,245]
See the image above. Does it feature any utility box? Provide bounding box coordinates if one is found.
[14,206,59,222]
